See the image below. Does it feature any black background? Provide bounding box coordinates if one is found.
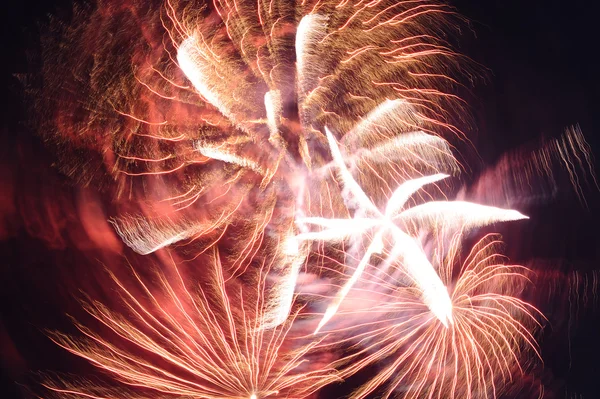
[1,1,599,398]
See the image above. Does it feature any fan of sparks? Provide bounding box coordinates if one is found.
[43,247,341,399]
[37,0,544,398]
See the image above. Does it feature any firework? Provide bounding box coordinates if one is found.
[295,127,528,333]
[307,232,543,399]
[31,1,550,398]
[42,242,339,399]
[37,0,470,257]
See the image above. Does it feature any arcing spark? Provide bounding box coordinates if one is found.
[43,245,339,399]
[317,233,543,399]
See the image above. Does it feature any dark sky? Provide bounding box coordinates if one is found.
[1,1,599,398]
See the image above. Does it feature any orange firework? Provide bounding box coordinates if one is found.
[42,243,340,399]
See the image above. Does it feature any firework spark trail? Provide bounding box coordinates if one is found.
[296,127,528,333]
[306,233,544,399]
[43,244,340,399]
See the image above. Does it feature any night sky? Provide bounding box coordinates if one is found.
[1,1,599,398]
